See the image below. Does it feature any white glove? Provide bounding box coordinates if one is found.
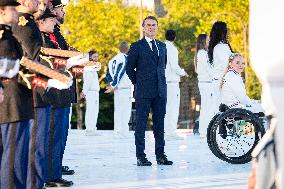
[66,53,89,69]
[3,59,20,78]
[83,63,101,72]
[0,58,8,76]
[47,79,73,90]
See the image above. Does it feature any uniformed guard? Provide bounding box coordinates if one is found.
[0,0,33,188]
[37,8,73,187]
[50,0,75,176]
[11,1,56,188]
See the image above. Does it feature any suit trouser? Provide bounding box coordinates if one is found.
[27,106,51,189]
[48,107,65,181]
[61,107,70,163]
[198,82,214,136]
[114,88,132,135]
[164,82,180,135]
[0,120,30,189]
[85,91,99,131]
[135,96,166,159]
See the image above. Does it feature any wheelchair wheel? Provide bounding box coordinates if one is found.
[208,108,265,164]
[207,113,222,159]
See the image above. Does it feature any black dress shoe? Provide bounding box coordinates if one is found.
[62,166,75,175]
[137,157,152,166]
[45,178,73,187]
[156,155,173,165]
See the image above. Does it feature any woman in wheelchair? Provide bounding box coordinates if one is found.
[220,53,264,114]
[207,53,267,164]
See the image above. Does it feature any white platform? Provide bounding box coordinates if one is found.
[59,130,251,189]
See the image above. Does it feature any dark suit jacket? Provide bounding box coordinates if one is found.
[126,37,167,99]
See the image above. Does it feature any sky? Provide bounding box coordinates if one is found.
[127,0,154,9]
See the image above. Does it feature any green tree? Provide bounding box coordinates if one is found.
[63,0,142,129]
[159,0,261,99]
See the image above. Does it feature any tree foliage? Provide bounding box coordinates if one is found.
[63,0,143,128]
[159,0,261,99]
[63,0,261,128]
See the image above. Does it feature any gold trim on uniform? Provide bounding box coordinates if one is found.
[18,16,28,26]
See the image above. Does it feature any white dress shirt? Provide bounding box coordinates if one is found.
[145,36,159,56]
[196,49,213,82]
[213,42,232,80]
[165,40,186,82]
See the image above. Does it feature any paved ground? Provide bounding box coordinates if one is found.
[58,130,251,189]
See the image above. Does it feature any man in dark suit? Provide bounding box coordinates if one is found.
[126,16,173,166]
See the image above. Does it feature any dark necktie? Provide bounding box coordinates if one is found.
[151,40,158,56]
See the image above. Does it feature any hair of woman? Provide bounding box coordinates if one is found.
[220,53,242,89]
[194,34,208,72]
[208,21,233,64]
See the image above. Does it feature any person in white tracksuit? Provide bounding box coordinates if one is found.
[164,30,188,139]
[208,21,233,115]
[81,50,101,135]
[105,42,132,137]
[195,34,214,137]
[220,53,264,113]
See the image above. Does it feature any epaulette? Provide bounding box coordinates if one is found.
[18,16,29,26]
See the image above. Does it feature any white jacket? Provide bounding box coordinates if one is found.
[82,68,100,94]
[106,53,132,89]
[221,70,252,107]
[213,42,232,80]
[165,41,186,82]
[196,49,213,82]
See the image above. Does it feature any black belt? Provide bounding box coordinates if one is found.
[0,77,17,82]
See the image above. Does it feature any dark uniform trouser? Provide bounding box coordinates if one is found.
[61,107,70,163]
[48,107,65,181]
[135,96,166,159]
[0,120,30,189]
[27,106,51,189]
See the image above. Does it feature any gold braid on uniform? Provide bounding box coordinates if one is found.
[66,70,73,78]
[39,55,54,69]
[18,71,35,89]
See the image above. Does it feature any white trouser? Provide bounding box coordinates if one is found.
[164,82,180,135]
[198,82,214,136]
[212,79,222,115]
[114,88,132,135]
[85,91,99,131]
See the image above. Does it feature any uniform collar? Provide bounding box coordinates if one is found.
[55,24,60,31]
[0,24,11,31]
[0,24,12,39]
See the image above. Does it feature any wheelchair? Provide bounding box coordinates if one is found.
[207,104,267,164]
